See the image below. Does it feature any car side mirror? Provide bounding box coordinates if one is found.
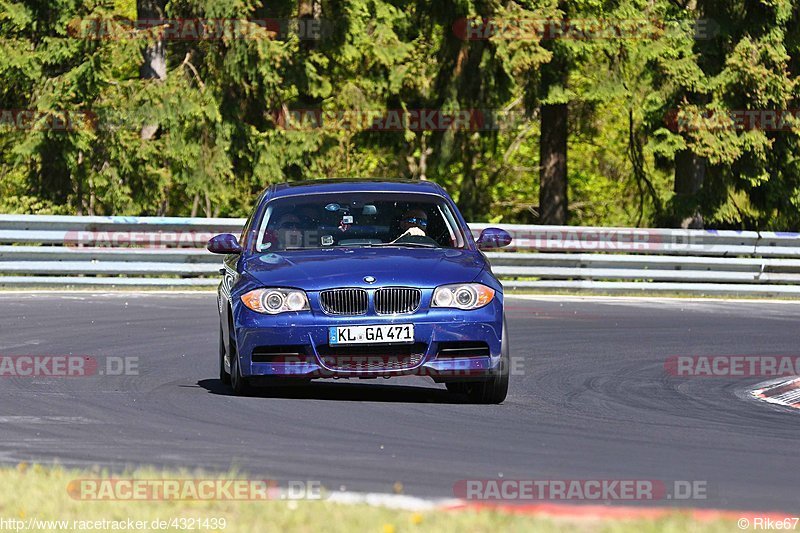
[476,228,512,250]
[207,233,242,254]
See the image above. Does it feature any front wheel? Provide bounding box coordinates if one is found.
[219,327,230,385]
[445,382,466,394]
[463,317,510,404]
[229,337,253,396]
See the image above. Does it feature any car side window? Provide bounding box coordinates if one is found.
[239,212,255,249]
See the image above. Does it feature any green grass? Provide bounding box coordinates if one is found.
[0,465,740,532]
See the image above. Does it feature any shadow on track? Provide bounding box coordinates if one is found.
[196,378,466,404]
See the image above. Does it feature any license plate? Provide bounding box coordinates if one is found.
[329,324,414,345]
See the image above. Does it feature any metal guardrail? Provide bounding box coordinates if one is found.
[1,214,799,296]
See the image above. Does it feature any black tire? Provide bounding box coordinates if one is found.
[219,327,231,385]
[445,382,466,394]
[463,317,510,404]
[229,336,253,396]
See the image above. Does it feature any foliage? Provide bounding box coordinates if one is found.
[1,0,799,229]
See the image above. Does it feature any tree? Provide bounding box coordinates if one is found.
[538,40,569,225]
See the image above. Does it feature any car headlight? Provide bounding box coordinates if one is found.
[241,288,310,314]
[432,283,495,310]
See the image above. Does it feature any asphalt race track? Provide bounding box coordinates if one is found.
[0,292,798,512]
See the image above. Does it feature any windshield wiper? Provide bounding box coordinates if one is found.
[373,242,438,248]
[279,242,439,250]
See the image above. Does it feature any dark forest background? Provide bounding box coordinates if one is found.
[2,0,799,229]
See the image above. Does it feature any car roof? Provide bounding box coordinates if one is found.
[267,178,448,198]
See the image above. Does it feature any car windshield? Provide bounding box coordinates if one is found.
[256,192,466,251]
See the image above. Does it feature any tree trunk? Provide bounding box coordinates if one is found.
[673,150,706,228]
[138,0,167,81]
[191,192,200,218]
[298,0,320,51]
[538,27,569,225]
[298,0,317,17]
[539,102,568,225]
[457,142,479,220]
[138,0,167,140]
[74,151,84,216]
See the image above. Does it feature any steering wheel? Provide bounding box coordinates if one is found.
[393,234,440,246]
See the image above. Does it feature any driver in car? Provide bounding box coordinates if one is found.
[269,213,304,249]
[393,209,428,241]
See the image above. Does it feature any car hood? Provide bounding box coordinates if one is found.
[241,247,486,290]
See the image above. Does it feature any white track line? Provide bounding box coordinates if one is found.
[507,294,800,304]
[326,491,458,511]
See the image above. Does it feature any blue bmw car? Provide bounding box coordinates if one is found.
[208,179,513,403]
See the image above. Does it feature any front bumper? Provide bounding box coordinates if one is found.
[232,296,504,382]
